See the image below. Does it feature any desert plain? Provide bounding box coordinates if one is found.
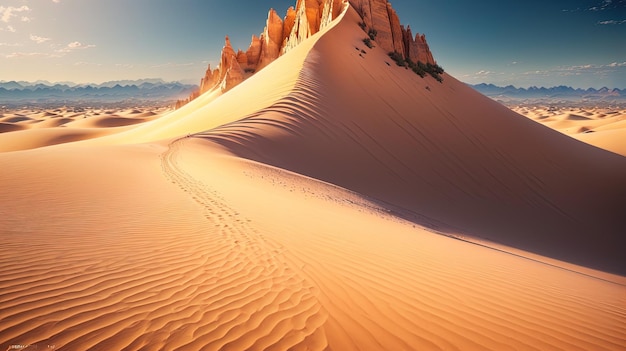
[1,2,625,351]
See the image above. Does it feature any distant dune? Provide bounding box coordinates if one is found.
[513,106,626,157]
[1,1,624,351]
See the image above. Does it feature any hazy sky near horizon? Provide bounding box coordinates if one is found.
[0,0,624,88]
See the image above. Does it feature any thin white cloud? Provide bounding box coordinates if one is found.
[74,61,102,67]
[597,19,626,25]
[561,62,626,71]
[563,0,625,12]
[56,41,96,53]
[0,5,31,23]
[590,0,615,10]
[3,52,61,59]
[30,34,51,44]
[52,0,61,3]
[608,61,626,67]
[151,62,195,68]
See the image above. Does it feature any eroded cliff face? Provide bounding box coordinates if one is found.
[177,0,435,108]
[350,0,436,65]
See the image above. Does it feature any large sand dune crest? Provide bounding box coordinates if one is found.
[196,6,626,274]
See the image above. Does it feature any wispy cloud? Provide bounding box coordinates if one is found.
[563,0,625,12]
[0,5,31,23]
[519,62,626,78]
[55,41,96,53]
[589,0,617,11]
[3,40,97,60]
[597,19,626,25]
[461,61,626,87]
[150,62,195,69]
[74,61,102,67]
[3,52,62,59]
[608,61,626,67]
[30,34,51,44]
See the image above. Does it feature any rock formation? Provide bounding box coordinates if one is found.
[246,35,262,68]
[177,0,436,108]
[350,0,436,65]
[258,9,285,70]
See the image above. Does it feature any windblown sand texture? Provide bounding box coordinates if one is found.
[512,106,626,157]
[0,107,169,153]
[1,3,625,351]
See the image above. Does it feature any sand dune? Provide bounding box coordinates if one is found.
[0,107,170,152]
[0,122,24,133]
[513,106,626,156]
[195,6,626,274]
[0,2,624,351]
[1,136,624,350]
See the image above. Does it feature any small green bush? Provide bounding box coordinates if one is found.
[358,21,366,31]
[388,51,406,67]
[368,29,378,40]
[363,38,373,48]
[387,52,444,82]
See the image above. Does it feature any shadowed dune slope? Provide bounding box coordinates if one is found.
[196,6,626,274]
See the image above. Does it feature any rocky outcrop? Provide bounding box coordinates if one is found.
[283,7,297,42]
[246,35,262,68]
[176,36,247,107]
[386,3,405,55]
[401,25,417,63]
[414,33,435,65]
[282,0,317,53]
[321,0,343,29]
[258,9,285,70]
[369,0,395,53]
[178,1,342,108]
[349,0,436,65]
[177,0,437,108]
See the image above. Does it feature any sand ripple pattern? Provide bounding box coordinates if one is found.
[158,137,329,351]
[0,140,327,351]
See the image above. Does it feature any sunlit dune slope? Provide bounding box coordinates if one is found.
[513,106,626,157]
[193,6,626,274]
[0,108,168,152]
[91,6,345,146]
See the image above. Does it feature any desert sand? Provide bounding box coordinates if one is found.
[512,105,626,157]
[0,107,169,153]
[1,3,625,351]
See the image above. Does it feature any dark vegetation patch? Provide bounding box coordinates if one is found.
[388,51,444,82]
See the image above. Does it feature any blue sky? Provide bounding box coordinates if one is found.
[0,0,624,88]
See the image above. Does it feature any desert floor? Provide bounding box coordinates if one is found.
[512,105,626,157]
[1,5,625,351]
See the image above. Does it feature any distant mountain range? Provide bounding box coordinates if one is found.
[470,83,624,103]
[0,79,198,108]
